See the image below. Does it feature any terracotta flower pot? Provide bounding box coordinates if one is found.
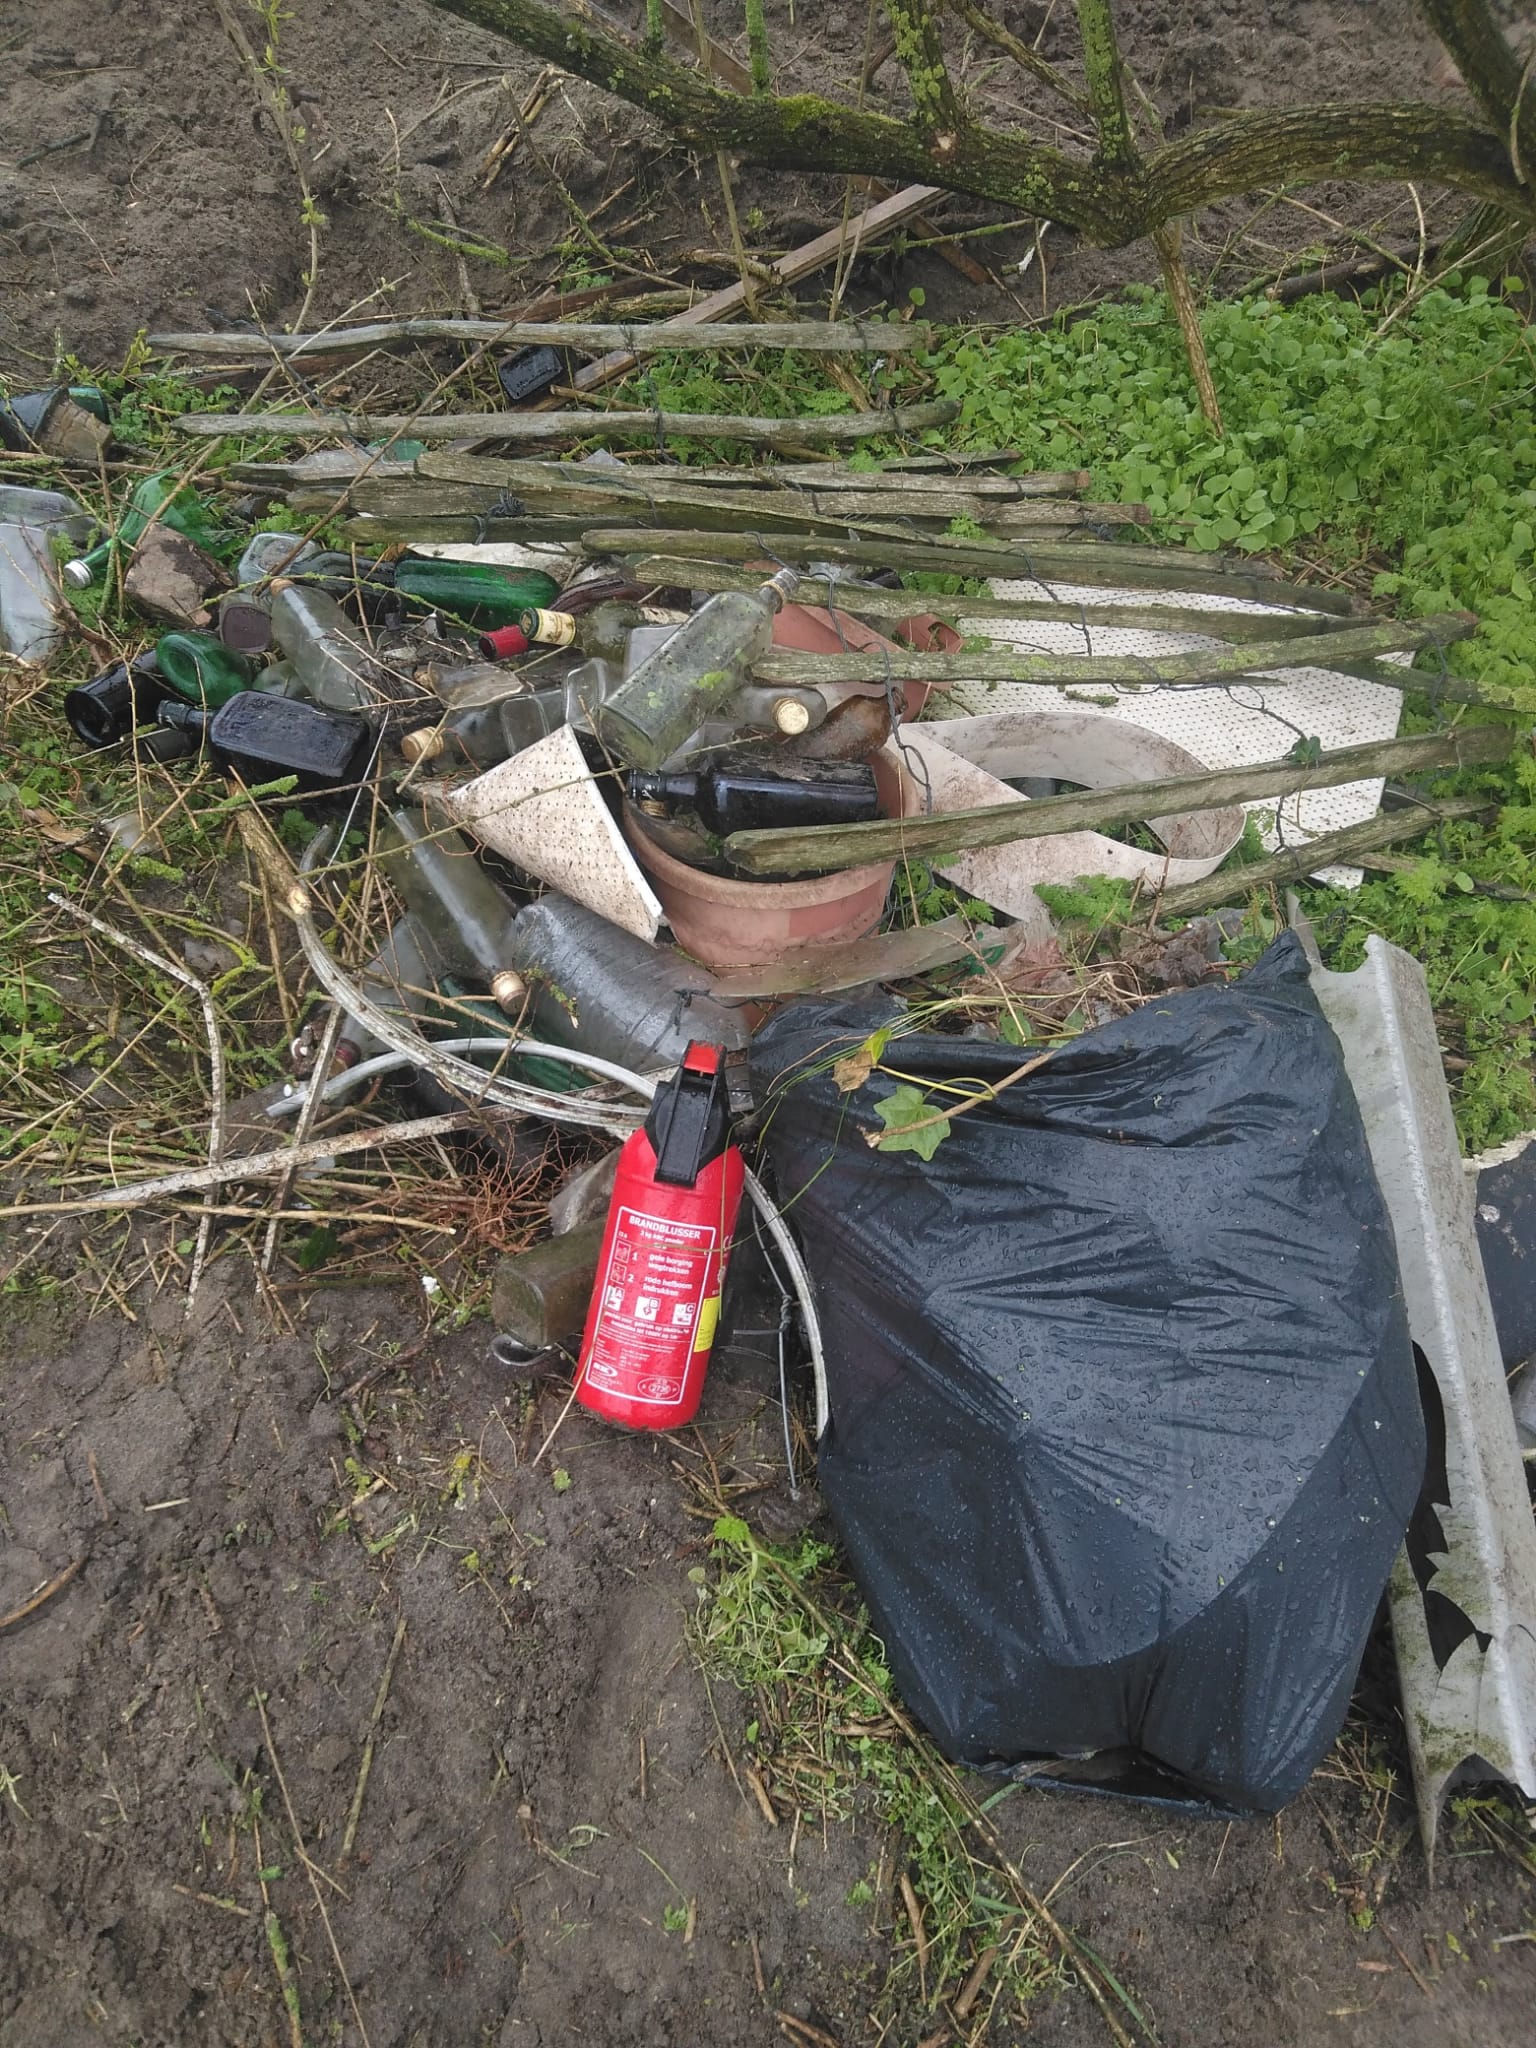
[622,745,916,971]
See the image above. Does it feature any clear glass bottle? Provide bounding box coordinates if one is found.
[268,581,380,714]
[234,531,322,587]
[0,487,93,664]
[591,568,799,769]
[521,601,688,663]
[376,807,527,1013]
[396,685,566,770]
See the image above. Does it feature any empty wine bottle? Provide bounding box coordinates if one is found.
[396,685,565,769]
[391,557,560,628]
[591,568,799,770]
[334,912,443,1068]
[1,486,94,663]
[63,471,224,589]
[628,754,879,837]
[376,807,527,1013]
[154,631,256,710]
[268,581,380,715]
[234,531,322,587]
[521,600,688,663]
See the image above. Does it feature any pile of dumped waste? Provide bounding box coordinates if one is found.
[3,323,1533,1859]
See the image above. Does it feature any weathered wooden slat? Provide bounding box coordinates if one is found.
[622,554,1388,638]
[409,452,1140,530]
[579,527,1368,611]
[746,613,1473,689]
[723,725,1513,876]
[569,185,945,390]
[148,318,931,359]
[1151,796,1493,917]
[175,400,960,448]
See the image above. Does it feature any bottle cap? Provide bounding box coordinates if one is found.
[490,969,527,1012]
[772,697,811,735]
[398,727,445,765]
[479,623,532,661]
[521,607,576,648]
[62,556,95,589]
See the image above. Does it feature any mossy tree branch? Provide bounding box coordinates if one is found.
[422,0,1535,242]
[882,1,962,150]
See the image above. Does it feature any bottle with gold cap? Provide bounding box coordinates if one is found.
[396,684,565,770]
[520,600,688,664]
[375,806,527,1015]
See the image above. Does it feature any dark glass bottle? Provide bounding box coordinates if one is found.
[627,754,879,837]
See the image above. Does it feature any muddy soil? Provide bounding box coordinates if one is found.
[0,1,1478,372]
[3,1244,1535,2048]
[5,5,1536,2046]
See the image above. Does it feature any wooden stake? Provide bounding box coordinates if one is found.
[722,725,1513,875]
[744,612,1473,688]
[177,400,959,447]
[148,317,930,359]
[1150,794,1492,917]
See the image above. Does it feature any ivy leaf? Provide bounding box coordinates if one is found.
[296,1224,341,1272]
[1287,734,1324,766]
[871,1084,950,1161]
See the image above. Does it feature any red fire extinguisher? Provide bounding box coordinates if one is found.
[575,1042,745,1430]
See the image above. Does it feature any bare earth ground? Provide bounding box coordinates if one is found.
[3,4,1536,2047]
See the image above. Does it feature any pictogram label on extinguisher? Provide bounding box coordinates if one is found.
[583,1206,719,1407]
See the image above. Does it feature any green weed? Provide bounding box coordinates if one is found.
[694,1516,1060,2022]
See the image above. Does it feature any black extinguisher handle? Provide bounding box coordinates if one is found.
[646,1043,733,1188]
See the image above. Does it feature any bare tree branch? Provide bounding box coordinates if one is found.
[946,0,1090,118]
[421,0,1534,241]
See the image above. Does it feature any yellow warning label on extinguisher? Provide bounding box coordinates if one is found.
[693,1296,721,1351]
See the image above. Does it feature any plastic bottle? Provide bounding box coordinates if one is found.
[0,483,95,537]
[376,807,527,1013]
[63,472,224,589]
[591,568,799,769]
[391,557,560,628]
[268,582,380,714]
[505,892,751,1072]
[154,631,256,710]
[629,754,879,837]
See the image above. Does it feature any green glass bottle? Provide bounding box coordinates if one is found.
[391,557,560,629]
[154,631,255,710]
[64,471,224,589]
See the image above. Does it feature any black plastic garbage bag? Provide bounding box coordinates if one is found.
[750,936,1424,1814]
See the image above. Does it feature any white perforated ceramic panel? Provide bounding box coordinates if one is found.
[444,723,663,942]
[935,580,1406,888]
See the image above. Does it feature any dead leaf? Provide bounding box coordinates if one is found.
[24,806,91,848]
[832,1048,874,1093]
